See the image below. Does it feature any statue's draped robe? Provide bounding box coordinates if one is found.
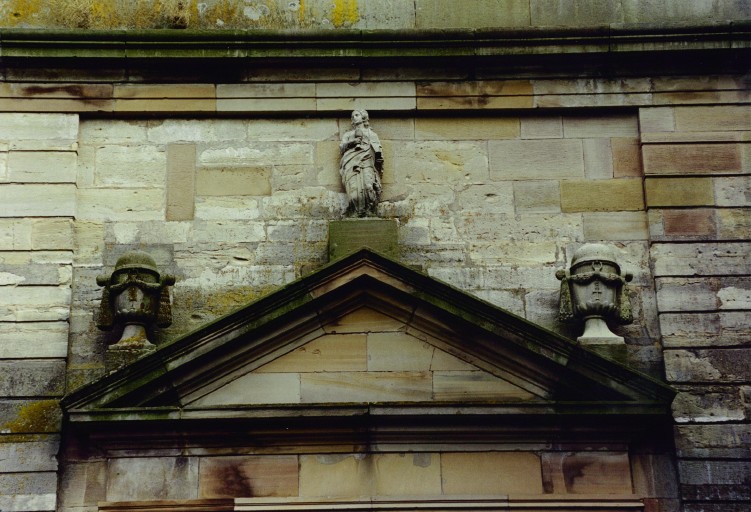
[339,126,382,216]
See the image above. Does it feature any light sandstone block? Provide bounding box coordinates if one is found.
[114,84,215,99]
[374,453,442,496]
[560,179,644,212]
[299,454,373,497]
[582,138,614,179]
[196,167,272,196]
[31,219,74,250]
[321,307,406,333]
[199,456,298,498]
[645,177,715,207]
[218,83,315,99]
[639,107,675,133]
[454,184,515,214]
[583,211,649,240]
[94,145,165,187]
[0,219,32,250]
[106,457,199,502]
[718,209,751,240]
[194,196,261,221]
[166,144,196,221]
[300,372,432,403]
[256,334,367,373]
[660,312,751,348]
[148,119,246,144]
[0,113,78,140]
[7,151,76,183]
[318,97,416,111]
[611,137,643,177]
[114,98,216,113]
[246,118,338,141]
[489,139,584,180]
[0,322,69,358]
[433,371,534,401]
[656,278,721,312]
[675,424,751,458]
[417,80,533,99]
[531,0,623,25]
[643,144,743,175]
[191,373,300,407]
[520,116,563,139]
[416,0,530,28]
[199,144,314,167]
[441,452,543,494]
[715,176,751,206]
[469,241,559,266]
[563,114,638,138]
[317,81,416,98]
[80,119,148,144]
[541,452,632,494]
[672,387,747,423]
[415,117,519,140]
[76,188,164,221]
[674,105,751,132]
[397,141,489,184]
[366,332,435,371]
[665,348,751,383]
[73,221,105,266]
[651,242,751,277]
[0,184,75,217]
[0,440,59,472]
[513,181,561,213]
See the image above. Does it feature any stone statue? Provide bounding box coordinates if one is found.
[339,109,384,217]
[556,243,633,344]
[96,250,175,350]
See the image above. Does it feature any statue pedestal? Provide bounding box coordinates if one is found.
[329,219,398,261]
[105,344,156,373]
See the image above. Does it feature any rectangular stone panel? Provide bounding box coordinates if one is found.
[560,179,644,212]
[645,177,715,207]
[199,455,298,498]
[651,242,751,276]
[643,143,744,175]
[489,139,584,180]
[675,424,751,459]
[655,277,747,313]
[94,145,166,187]
[106,457,199,502]
[7,151,77,183]
[416,0,530,28]
[674,105,751,132]
[562,114,638,138]
[665,348,751,383]
[513,180,561,213]
[0,360,65,396]
[433,371,534,401]
[190,373,301,407]
[0,184,75,217]
[583,211,648,240]
[367,332,435,372]
[375,453,442,496]
[415,117,519,140]
[441,452,543,494]
[679,460,751,501]
[611,139,642,178]
[196,167,272,196]
[541,452,632,494]
[166,144,196,221]
[77,188,165,221]
[0,113,78,140]
[660,312,751,348]
[0,439,59,472]
[300,372,432,403]
[715,176,751,206]
[639,107,675,133]
[255,334,367,373]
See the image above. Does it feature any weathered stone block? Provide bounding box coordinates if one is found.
[583,211,648,240]
[196,167,272,196]
[76,188,164,221]
[199,143,313,167]
[645,178,715,207]
[0,439,59,472]
[489,139,584,180]
[0,184,76,217]
[106,457,199,502]
[301,372,432,403]
[654,209,718,240]
[167,145,198,221]
[560,179,644,212]
[415,117,519,140]
[0,360,65,396]
[675,424,751,459]
[563,114,638,138]
[611,137,643,177]
[674,105,751,132]
[299,454,372,497]
[441,452,543,494]
[93,145,165,187]
[0,471,57,512]
[58,460,106,508]
[80,119,148,144]
[651,242,751,276]
[397,140,489,184]
[660,312,751,348]
[416,0,530,28]
[718,209,751,240]
[679,460,751,501]
[31,218,74,250]
[194,196,261,221]
[433,371,534,401]
[329,219,398,260]
[375,453,442,496]
[520,116,563,139]
[656,277,724,312]
[148,119,246,144]
[199,455,298,498]
[715,176,751,206]
[256,334,367,373]
[582,138,614,179]
[639,107,675,133]
[191,373,300,407]
[665,348,751,383]
[672,386,749,423]
[7,151,76,183]
[541,452,633,494]
[114,98,215,113]
[454,183,515,214]
[218,83,315,99]
[0,399,61,434]
[247,118,338,141]
[0,113,78,140]
[643,144,743,175]
[366,332,433,372]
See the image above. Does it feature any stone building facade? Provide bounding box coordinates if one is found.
[0,1,749,512]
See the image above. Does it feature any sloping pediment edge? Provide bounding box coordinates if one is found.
[62,249,674,422]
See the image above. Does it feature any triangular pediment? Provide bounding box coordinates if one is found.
[63,249,674,423]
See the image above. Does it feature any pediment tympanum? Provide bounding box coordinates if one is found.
[63,248,674,438]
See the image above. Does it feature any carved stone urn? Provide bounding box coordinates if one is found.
[556,243,633,344]
[96,250,175,353]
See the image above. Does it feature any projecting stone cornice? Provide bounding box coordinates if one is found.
[0,21,749,67]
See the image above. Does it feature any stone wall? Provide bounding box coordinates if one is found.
[1,0,748,30]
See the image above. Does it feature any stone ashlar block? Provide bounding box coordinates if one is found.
[0,184,76,217]
[167,143,196,222]
[520,116,563,139]
[665,348,751,383]
[560,179,644,212]
[674,105,751,132]
[415,117,519,140]
[114,98,216,113]
[80,119,148,144]
[147,119,246,144]
[0,399,61,434]
[416,0,530,28]
[76,188,165,221]
[639,107,675,133]
[256,334,367,373]
[199,455,298,498]
[563,114,639,138]
[94,145,165,188]
[657,276,751,313]
[643,143,744,175]
[433,371,534,401]
[715,176,751,206]
[672,385,750,423]
[247,118,338,141]
[583,211,648,240]
[490,139,584,180]
[679,460,751,501]
[106,457,199,502]
[301,372,432,403]
[531,0,624,25]
[660,312,751,348]
[645,177,715,207]
[329,219,398,260]
[196,167,271,196]
[31,218,74,251]
[675,424,751,459]
[611,137,643,177]
[114,84,215,99]
[0,360,65,397]
[441,452,543,495]
[374,453,442,496]
[541,452,632,494]
[651,209,717,241]
[0,440,59,472]
[651,242,751,276]
[397,140,490,184]
[718,209,751,240]
[199,143,313,167]
[191,373,300,407]
[7,150,77,183]
[0,113,78,140]
[582,138,614,180]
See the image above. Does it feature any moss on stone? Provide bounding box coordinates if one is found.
[2,400,61,434]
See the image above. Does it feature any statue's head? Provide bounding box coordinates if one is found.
[350,109,364,125]
[96,250,175,340]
